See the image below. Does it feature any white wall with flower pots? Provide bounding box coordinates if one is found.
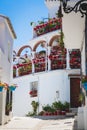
[13,69,80,116]
[0,15,16,125]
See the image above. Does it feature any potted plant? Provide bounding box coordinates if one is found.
[9,84,18,91]
[0,82,8,92]
[31,101,39,115]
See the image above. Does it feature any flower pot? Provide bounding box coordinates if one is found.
[83,83,87,90]
[9,86,16,91]
[0,87,3,92]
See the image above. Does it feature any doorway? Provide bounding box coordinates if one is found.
[70,77,81,108]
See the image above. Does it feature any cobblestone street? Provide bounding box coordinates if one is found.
[0,116,78,130]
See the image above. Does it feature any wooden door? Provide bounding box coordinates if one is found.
[70,78,81,108]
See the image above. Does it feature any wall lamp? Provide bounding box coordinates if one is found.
[58,0,87,17]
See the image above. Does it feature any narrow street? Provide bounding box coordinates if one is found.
[0,116,78,130]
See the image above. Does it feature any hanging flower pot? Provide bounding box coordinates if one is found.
[9,86,16,91]
[0,82,8,91]
[83,83,87,91]
[9,84,18,91]
[0,86,3,92]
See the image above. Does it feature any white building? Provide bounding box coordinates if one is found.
[13,0,85,117]
[0,15,16,125]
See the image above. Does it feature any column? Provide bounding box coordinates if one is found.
[66,49,70,69]
[48,46,51,71]
[31,51,35,73]
[16,67,19,77]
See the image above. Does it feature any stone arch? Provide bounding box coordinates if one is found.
[33,40,46,51]
[49,35,60,46]
[17,45,32,56]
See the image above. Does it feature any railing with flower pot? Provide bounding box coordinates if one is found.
[69,49,81,69]
[33,57,45,73]
[33,18,62,36]
[29,89,37,97]
[49,46,67,70]
[13,62,32,77]
[13,48,82,77]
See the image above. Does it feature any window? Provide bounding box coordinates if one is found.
[29,81,38,97]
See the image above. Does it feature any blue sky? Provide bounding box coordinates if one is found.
[0,0,48,50]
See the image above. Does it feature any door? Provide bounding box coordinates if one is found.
[70,78,81,108]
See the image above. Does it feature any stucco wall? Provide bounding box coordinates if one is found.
[13,69,80,116]
[0,16,14,125]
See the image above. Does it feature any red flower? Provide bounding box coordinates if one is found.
[29,91,33,95]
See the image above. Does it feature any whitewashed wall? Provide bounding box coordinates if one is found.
[13,69,80,116]
[0,16,14,125]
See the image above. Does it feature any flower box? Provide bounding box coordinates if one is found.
[29,90,37,97]
[33,18,62,36]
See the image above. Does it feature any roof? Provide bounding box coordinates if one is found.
[0,14,17,39]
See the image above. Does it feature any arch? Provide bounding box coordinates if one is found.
[33,40,46,51]
[17,45,32,56]
[49,35,60,46]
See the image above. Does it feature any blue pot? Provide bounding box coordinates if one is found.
[0,87,3,92]
[9,86,16,91]
[83,83,87,91]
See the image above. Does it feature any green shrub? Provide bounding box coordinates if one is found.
[52,101,63,110]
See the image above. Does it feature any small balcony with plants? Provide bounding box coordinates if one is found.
[32,17,62,37]
[33,51,46,73]
[18,63,32,76]
[69,49,81,69]
[49,46,67,70]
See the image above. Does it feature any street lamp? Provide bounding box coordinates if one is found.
[58,0,87,105]
[59,0,87,17]
[58,0,87,74]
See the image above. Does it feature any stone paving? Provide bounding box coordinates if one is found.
[0,116,78,130]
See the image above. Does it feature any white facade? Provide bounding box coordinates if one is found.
[0,15,16,125]
[12,0,85,117]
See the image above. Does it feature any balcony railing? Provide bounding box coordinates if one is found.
[49,46,67,70]
[33,18,62,36]
[13,48,81,78]
[69,49,81,69]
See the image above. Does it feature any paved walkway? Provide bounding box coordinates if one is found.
[0,116,78,130]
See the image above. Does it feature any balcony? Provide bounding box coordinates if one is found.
[49,46,67,70]
[69,49,81,69]
[33,18,62,37]
[13,48,81,78]
[13,63,32,78]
